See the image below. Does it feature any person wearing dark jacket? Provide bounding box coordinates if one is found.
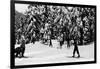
[48,29,53,47]
[72,39,80,58]
[72,26,80,58]
[59,34,64,49]
[20,35,26,57]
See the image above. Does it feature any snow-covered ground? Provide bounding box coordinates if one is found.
[15,40,94,66]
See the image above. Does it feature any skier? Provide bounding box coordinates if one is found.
[20,34,26,57]
[72,26,80,58]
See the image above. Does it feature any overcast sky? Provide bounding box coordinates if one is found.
[15,3,73,14]
[15,3,29,14]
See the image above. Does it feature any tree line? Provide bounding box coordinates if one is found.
[15,4,95,45]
